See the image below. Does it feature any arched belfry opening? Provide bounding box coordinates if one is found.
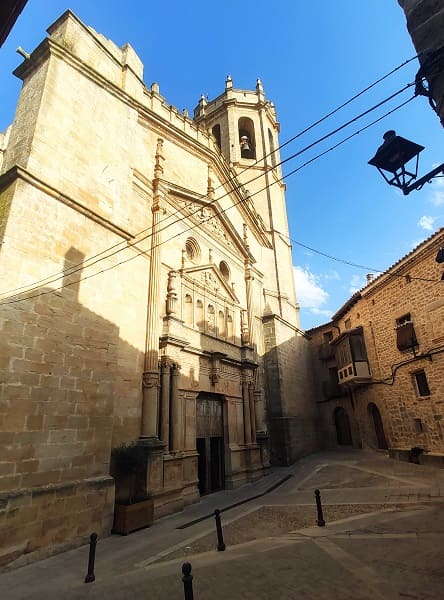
[268,128,276,166]
[212,124,222,150]
[238,117,256,159]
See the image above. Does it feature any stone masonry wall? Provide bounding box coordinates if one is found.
[311,231,444,456]
[263,316,318,465]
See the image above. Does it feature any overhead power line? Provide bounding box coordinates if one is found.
[2,92,438,306]
[1,78,417,301]
[0,55,419,298]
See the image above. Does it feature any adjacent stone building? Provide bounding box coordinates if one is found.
[309,229,444,464]
[0,11,317,566]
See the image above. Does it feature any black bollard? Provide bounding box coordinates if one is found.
[84,532,98,583]
[314,489,325,527]
[214,509,226,551]
[182,562,194,600]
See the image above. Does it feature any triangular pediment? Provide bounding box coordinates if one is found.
[168,189,259,261]
[181,264,239,302]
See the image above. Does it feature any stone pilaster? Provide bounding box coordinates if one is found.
[243,224,256,348]
[141,138,164,439]
[242,380,252,444]
[248,382,256,442]
[254,389,266,434]
[170,363,182,452]
[160,360,171,451]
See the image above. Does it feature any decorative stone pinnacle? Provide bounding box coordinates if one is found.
[243,223,250,249]
[207,164,214,198]
[154,138,164,179]
[225,75,233,90]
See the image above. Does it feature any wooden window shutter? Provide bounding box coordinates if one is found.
[396,321,417,351]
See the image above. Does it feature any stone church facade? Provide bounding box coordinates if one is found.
[0,11,317,566]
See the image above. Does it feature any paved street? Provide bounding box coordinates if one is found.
[1,449,443,599]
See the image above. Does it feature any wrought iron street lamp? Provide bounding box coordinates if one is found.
[368,130,444,196]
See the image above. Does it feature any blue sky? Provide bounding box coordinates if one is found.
[1,1,442,329]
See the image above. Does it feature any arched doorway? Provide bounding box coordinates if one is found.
[368,403,388,449]
[334,407,353,445]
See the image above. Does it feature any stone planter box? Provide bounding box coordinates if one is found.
[112,498,154,535]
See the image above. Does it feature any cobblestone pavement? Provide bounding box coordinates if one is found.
[1,449,443,599]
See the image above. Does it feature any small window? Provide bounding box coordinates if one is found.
[238,117,256,159]
[414,370,430,397]
[184,294,193,326]
[397,314,411,326]
[227,314,233,338]
[212,124,222,150]
[396,314,418,351]
[413,418,424,433]
[268,129,276,167]
[219,261,230,281]
[185,238,201,262]
[196,299,204,329]
[218,310,225,336]
[207,304,215,331]
[323,331,333,343]
[344,319,351,330]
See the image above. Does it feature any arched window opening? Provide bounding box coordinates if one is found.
[207,304,215,332]
[185,237,201,263]
[218,310,226,337]
[196,299,204,329]
[227,314,234,339]
[238,117,256,159]
[268,129,276,167]
[184,294,193,326]
[212,124,222,150]
[219,260,230,281]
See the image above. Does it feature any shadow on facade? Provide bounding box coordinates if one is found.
[0,247,145,567]
[262,328,320,466]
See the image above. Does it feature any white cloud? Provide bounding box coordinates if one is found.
[349,274,367,294]
[293,265,329,312]
[428,176,444,207]
[323,269,340,281]
[418,215,435,231]
[310,308,334,317]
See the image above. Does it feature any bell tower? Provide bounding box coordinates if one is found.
[194,77,299,326]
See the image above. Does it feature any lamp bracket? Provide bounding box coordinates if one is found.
[404,163,444,195]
